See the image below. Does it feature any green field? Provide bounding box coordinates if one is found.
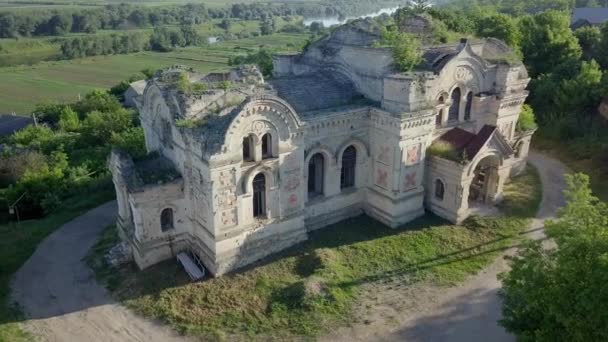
[0,32,308,114]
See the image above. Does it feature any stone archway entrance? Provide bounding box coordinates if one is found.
[468,155,500,205]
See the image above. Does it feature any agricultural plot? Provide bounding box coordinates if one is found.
[0,32,308,114]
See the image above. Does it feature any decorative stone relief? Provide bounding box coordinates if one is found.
[405,144,421,166]
[251,120,272,137]
[374,164,390,190]
[455,66,474,83]
[376,144,392,165]
[220,208,238,228]
[403,169,418,191]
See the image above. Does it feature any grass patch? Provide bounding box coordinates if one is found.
[88,165,541,340]
[0,189,115,342]
[533,135,608,201]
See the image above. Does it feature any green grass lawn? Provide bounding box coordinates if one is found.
[0,32,308,115]
[0,189,115,342]
[87,165,542,340]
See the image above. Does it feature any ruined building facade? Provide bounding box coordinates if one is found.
[109,22,534,275]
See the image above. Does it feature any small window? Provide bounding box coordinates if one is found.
[436,109,443,126]
[161,208,174,232]
[243,136,253,162]
[253,173,267,218]
[262,133,272,159]
[464,92,473,121]
[435,179,445,201]
[341,146,357,189]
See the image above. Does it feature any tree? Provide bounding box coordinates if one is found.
[476,13,521,51]
[409,0,431,13]
[219,19,231,31]
[499,173,608,342]
[228,49,274,76]
[150,26,173,52]
[57,106,80,132]
[557,60,604,129]
[375,27,423,72]
[575,26,601,62]
[260,16,276,35]
[519,11,582,77]
[81,108,134,145]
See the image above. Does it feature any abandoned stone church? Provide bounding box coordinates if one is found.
[109,21,534,276]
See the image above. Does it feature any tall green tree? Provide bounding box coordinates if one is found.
[519,10,582,77]
[499,173,608,342]
[475,13,521,51]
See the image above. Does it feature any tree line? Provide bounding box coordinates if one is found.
[0,0,399,39]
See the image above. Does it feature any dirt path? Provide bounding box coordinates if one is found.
[321,151,570,342]
[11,201,191,342]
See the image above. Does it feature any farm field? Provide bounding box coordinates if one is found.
[0,32,308,114]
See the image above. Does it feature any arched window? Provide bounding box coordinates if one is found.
[435,179,445,201]
[160,208,174,232]
[436,96,444,126]
[341,146,357,189]
[253,173,267,218]
[243,135,253,162]
[464,91,473,121]
[262,133,272,159]
[448,87,461,122]
[308,153,325,198]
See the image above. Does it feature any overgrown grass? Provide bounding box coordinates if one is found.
[0,189,115,342]
[88,166,542,340]
[533,134,608,201]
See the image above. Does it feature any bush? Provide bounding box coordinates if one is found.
[81,108,135,145]
[516,104,537,132]
[110,127,146,160]
[374,27,422,72]
[228,49,273,76]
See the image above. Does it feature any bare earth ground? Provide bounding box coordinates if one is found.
[11,202,192,342]
[321,151,569,342]
[10,152,569,342]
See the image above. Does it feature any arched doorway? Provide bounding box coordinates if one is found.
[468,155,501,205]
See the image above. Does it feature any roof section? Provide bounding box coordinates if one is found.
[0,115,33,137]
[437,125,513,161]
[572,8,608,25]
[269,72,363,113]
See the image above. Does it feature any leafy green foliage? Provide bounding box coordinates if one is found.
[475,13,521,51]
[57,107,80,132]
[516,104,537,132]
[376,27,423,72]
[519,11,582,77]
[499,173,608,341]
[575,26,601,62]
[228,49,274,76]
[110,127,147,160]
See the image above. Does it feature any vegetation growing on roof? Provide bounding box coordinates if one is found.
[427,140,469,164]
[374,26,423,72]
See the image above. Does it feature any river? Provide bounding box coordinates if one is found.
[302,7,401,27]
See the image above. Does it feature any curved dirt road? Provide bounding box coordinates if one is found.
[322,151,570,342]
[11,201,190,342]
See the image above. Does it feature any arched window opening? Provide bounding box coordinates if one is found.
[308,153,325,198]
[262,133,272,159]
[243,135,253,162]
[161,208,174,232]
[464,91,473,121]
[435,179,445,201]
[253,173,267,218]
[448,87,461,122]
[436,95,444,126]
[341,146,357,189]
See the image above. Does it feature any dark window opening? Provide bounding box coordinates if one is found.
[449,87,461,122]
[161,208,174,232]
[253,173,267,218]
[341,146,357,189]
[436,109,443,126]
[435,179,445,201]
[308,153,325,197]
[262,133,272,159]
[465,92,473,121]
[243,136,253,162]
